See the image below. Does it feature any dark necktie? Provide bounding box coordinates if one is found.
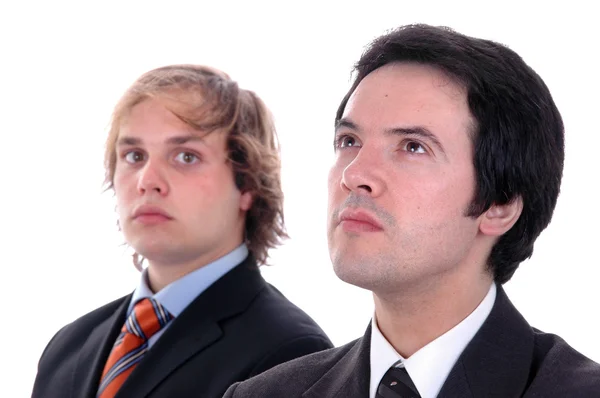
[376,362,421,398]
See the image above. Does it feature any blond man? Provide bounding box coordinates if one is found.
[32,65,332,398]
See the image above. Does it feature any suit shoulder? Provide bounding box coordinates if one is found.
[33,295,130,397]
[225,338,358,398]
[40,294,129,357]
[528,329,600,394]
[244,282,332,342]
[224,281,334,375]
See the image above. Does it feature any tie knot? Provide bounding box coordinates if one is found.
[377,364,421,398]
[123,297,173,340]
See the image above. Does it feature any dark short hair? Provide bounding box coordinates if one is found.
[336,24,564,283]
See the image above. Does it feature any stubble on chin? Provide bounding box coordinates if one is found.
[331,246,399,294]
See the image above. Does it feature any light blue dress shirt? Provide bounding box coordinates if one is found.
[126,244,249,348]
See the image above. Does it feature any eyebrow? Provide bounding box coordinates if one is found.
[335,117,446,155]
[385,126,446,155]
[116,135,206,146]
[334,118,359,134]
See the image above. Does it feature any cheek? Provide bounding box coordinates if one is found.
[328,158,346,193]
[113,174,132,201]
[388,169,469,212]
[439,171,477,212]
[327,166,342,206]
[418,176,475,219]
[185,175,237,207]
[113,173,141,220]
[113,165,131,188]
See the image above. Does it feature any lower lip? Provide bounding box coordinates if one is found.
[340,220,382,233]
[134,214,172,225]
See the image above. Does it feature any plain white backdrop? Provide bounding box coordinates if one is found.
[1,1,598,396]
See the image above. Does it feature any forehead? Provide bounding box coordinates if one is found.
[119,99,194,136]
[342,63,473,136]
[117,99,226,145]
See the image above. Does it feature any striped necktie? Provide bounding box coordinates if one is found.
[97,297,173,398]
[376,362,421,398]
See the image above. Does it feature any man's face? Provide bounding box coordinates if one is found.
[114,98,252,268]
[328,63,484,294]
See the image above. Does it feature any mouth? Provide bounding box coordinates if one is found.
[132,205,173,224]
[337,208,383,232]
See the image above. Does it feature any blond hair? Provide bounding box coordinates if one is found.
[105,64,287,266]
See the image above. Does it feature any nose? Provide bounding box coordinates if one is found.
[137,160,169,196]
[340,147,385,197]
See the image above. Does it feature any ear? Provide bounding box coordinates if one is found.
[479,196,523,237]
[239,191,253,212]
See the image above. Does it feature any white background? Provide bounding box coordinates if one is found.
[1,1,599,396]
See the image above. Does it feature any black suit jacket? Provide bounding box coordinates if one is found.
[32,257,333,398]
[224,285,600,397]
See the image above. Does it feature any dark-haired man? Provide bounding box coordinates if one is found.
[224,24,600,398]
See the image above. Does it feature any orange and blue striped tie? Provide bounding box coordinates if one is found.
[97,297,173,398]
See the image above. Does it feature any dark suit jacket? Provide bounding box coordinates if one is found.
[224,285,600,397]
[32,257,333,398]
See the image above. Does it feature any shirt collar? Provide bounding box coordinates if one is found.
[370,283,496,398]
[128,244,249,317]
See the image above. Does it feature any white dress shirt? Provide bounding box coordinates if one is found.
[370,283,496,398]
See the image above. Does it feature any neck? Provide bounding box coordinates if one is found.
[373,268,493,358]
[145,243,243,292]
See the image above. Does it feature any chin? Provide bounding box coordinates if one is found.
[128,238,171,259]
[132,248,164,264]
[331,243,406,292]
[331,252,372,287]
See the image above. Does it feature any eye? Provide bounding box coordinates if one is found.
[334,135,361,150]
[403,141,426,154]
[124,150,145,163]
[175,151,200,164]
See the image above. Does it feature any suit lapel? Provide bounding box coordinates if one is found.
[72,295,130,398]
[438,285,534,398]
[116,317,223,398]
[117,257,266,397]
[303,325,371,398]
[299,285,535,398]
